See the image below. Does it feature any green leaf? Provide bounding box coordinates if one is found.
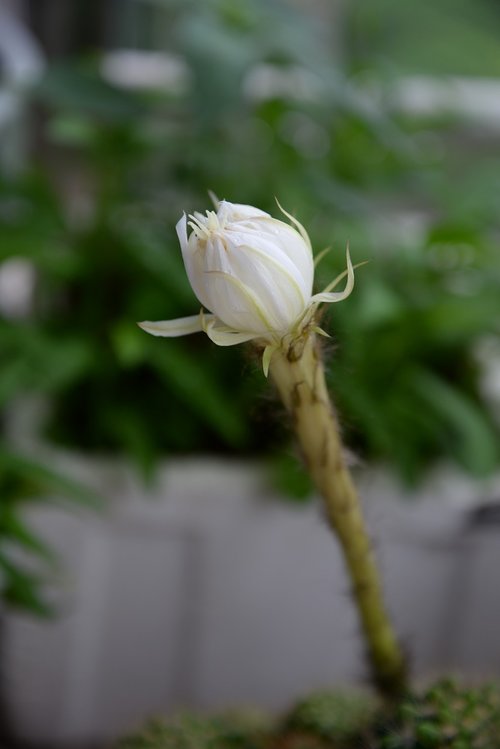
[0,446,103,509]
[0,553,53,617]
[0,508,57,564]
[269,451,313,502]
[0,328,94,401]
[151,342,248,447]
[0,359,30,406]
[409,369,499,476]
[36,64,144,121]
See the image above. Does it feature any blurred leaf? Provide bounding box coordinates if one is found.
[110,321,147,367]
[0,554,53,617]
[425,296,500,344]
[46,114,99,147]
[36,63,144,121]
[0,360,29,407]
[269,451,313,502]
[0,508,56,564]
[409,369,499,475]
[348,277,404,329]
[0,328,94,405]
[98,405,157,481]
[0,446,102,509]
[151,342,248,447]
[349,0,500,76]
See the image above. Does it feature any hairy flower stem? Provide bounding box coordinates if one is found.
[269,333,408,699]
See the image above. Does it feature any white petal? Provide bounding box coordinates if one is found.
[312,325,331,338]
[138,314,210,337]
[311,250,355,304]
[226,241,308,328]
[224,222,314,301]
[200,236,268,330]
[178,221,214,311]
[218,201,270,222]
[203,317,259,347]
[311,289,353,304]
[177,213,214,310]
[252,218,314,290]
[262,344,278,377]
[275,199,312,251]
[175,213,188,254]
[205,270,273,333]
[208,189,220,208]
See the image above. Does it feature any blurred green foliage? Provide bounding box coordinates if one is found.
[1,0,500,610]
[376,678,500,749]
[116,679,500,748]
[0,443,100,614]
[2,0,500,477]
[348,0,500,76]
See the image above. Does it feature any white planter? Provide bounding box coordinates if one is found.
[3,453,500,746]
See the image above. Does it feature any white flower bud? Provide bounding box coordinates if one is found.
[179,200,314,337]
[139,199,355,373]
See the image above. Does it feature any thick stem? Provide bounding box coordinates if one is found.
[269,334,407,698]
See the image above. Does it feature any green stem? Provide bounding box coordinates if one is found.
[269,334,407,698]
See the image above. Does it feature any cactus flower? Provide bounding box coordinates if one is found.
[139,199,408,696]
[139,199,354,374]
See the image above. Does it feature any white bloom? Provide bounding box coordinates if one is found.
[139,199,355,374]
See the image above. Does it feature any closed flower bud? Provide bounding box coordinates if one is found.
[181,200,314,337]
[139,199,355,374]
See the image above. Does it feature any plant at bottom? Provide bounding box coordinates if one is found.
[117,681,500,748]
[376,679,500,749]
